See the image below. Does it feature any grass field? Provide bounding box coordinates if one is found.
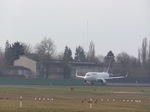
[0,86,150,112]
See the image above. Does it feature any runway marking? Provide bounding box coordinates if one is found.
[111,91,143,94]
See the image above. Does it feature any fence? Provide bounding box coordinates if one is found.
[0,77,150,86]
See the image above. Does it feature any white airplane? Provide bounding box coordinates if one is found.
[76,62,128,85]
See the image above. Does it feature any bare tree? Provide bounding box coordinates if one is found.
[116,52,130,74]
[22,43,33,56]
[54,52,64,61]
[95,55,104,63]
[35,37,56,60]
[34,37,56,78]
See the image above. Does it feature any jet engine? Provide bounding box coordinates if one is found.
[99,79,107,85]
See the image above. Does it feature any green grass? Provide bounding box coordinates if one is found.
[0,86,150,112]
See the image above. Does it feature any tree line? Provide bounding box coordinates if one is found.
[0,37,150,78]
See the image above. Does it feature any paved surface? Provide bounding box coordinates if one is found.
[0,84,149,95]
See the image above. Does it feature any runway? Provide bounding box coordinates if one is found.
[0,85,149,95]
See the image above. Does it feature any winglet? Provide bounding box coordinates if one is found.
[75,70,78,77]
[75,70,85,79]
[125,73,128,77]
[107,58,113,74]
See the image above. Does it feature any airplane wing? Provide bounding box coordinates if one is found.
[106,76,126,79]
[106,73,128,80]
[96,73,128,85]
[75,71,85,79]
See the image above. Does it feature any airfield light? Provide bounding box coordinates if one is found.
[20,96,22,108]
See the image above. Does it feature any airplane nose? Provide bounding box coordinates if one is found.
[84,76,88,80]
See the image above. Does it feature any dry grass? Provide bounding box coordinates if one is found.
[0,86,149,112]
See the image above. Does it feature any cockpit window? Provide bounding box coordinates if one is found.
[86,73,90,76]
[86,73,97,76]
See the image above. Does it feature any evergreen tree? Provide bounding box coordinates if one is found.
[12,42,25,58]
[63,46,73,63]
[104,50,115,63]
[141,37,148,66]
[5,41,25,65]
[62,46,73,79]
[74,46,86,62]
[5,40,14,65]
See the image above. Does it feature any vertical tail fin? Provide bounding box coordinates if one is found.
[107,58,113,76]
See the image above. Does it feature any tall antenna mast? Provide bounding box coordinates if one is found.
[87,19,88,49]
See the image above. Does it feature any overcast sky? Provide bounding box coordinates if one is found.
[0,0,150,57]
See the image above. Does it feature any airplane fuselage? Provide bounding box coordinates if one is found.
[84,72,109,82]
[75,64,127,85]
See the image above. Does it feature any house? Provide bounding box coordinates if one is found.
[14,55,37,78]
[14,56,64,79]
[3,66,32,78]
